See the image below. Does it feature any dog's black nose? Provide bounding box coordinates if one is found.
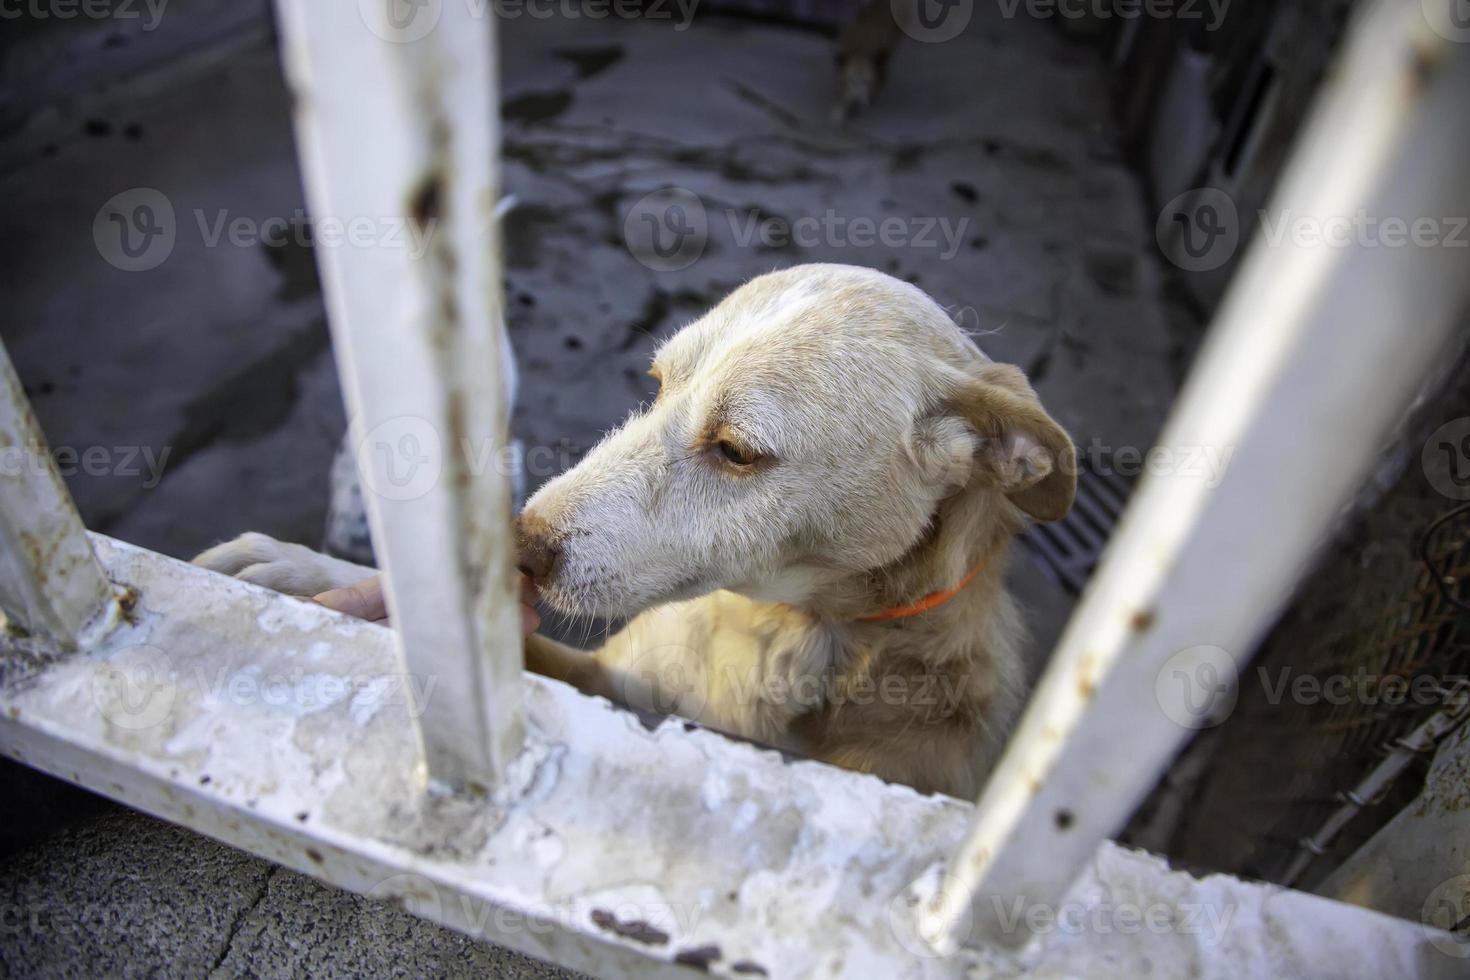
[515,512,562,583]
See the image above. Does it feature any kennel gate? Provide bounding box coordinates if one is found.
[1,0,1467,975]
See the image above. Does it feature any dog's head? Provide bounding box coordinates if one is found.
[518,264,1074,620]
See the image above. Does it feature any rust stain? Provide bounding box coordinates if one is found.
[409,172,444,229]
[1129,609,1156,633]
[1407,42,1441,95]
[673,944,721,971]
[589,908,669,946]
[118,586,141,625]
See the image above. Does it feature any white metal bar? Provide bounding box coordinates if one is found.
[271,0,522,791]
[0,536,1453,979]
[924,0,1470,954]
[0,341,117,650]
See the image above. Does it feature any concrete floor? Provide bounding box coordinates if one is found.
[0,4,1195,976]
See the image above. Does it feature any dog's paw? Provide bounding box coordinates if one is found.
[193,532,376,598]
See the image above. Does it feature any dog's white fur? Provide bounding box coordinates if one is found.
[196,264,1075,797]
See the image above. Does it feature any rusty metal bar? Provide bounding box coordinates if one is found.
[271,0,523,792]
[925,0,1470,954]
[0,341,116,650]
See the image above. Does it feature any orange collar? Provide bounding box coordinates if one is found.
[856,563,984,622]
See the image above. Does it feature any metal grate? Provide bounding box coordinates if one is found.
[1020,452,1136,595]
[1162,396,1470,890]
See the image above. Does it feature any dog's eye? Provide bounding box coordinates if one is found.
[716,439,758,467]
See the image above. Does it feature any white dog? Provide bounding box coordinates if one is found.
[197,264,1075,797]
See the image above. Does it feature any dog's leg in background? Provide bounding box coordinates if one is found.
[194,532,377,597]
[835,0,904,121]
[523,633,627,703]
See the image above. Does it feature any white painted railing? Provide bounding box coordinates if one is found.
[1,0,1466,976]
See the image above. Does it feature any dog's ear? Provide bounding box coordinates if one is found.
[942,363,1076,523]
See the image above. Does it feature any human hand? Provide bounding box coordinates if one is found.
[313,574,541,636]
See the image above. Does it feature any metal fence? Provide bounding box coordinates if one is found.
[1,0,1467,975]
